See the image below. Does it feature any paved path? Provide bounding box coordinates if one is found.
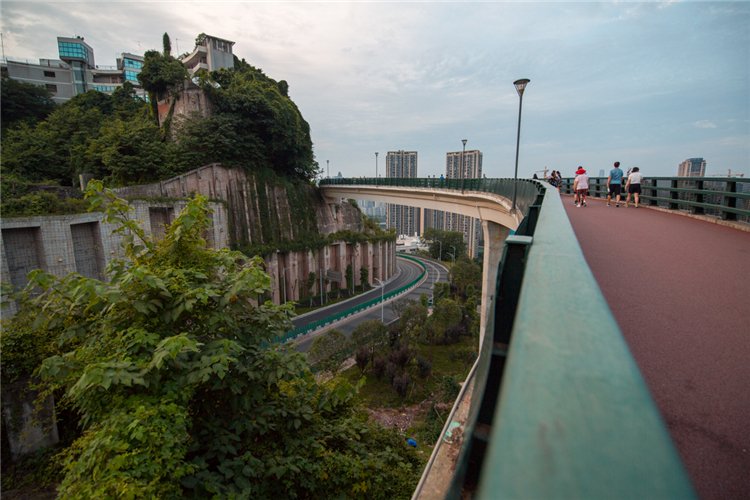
[564,197,750,500]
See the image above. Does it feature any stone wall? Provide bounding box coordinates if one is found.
[112,163,363,242]
[1,199,229,314]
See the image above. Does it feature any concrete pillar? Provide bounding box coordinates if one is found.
[480,221,510,350]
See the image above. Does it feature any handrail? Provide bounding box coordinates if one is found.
[319,178,694,498]
[560,176,749,221]
[449,185,694,498]
[278,254,426,343]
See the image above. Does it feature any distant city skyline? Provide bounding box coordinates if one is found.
[1,1,748,178]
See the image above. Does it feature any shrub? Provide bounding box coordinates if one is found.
[416,355,432,379]
[392,372,412,398]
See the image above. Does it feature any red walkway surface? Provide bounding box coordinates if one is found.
[564,197,750,500]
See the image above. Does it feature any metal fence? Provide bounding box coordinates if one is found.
[560,176,749,222]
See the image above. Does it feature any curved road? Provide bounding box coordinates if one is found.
[293,255,449,352]
[564,196,750,500]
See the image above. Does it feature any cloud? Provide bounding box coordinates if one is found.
[693,120,718,129]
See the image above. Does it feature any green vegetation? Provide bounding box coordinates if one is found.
[1,31,320,218]
[0,76,55,130]
[1,186,421,498]
[422,228,467,261]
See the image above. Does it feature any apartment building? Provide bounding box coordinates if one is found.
[445,149,483,258]
[385,150,420,236]
[677,158,706,177]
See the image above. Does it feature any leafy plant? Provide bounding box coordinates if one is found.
[2,184,421,498]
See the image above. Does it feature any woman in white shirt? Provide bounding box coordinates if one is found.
[625,167,643,208]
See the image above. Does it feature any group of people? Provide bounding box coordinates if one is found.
[567,162,642,208]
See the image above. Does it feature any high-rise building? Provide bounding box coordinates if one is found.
[386,151,420,236]
[2,36,147,104]
[445,149,483,258]
[678,158,706,177]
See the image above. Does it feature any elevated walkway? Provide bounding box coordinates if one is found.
[321,177,700,498]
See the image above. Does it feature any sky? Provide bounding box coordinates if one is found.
[2,1,749,179]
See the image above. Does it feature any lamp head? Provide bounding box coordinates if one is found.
[514,78,530,96]
[462,139,467,147]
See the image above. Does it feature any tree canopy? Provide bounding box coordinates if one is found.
[0,75,56,130]
[1,185,421,497]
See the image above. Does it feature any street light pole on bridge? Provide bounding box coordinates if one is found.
[512,78,530,212]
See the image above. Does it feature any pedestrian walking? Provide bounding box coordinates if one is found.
[607,161,625,207]
[625,167,643,208]
[573,166,589,207]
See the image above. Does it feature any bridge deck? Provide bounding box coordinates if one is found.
[564,197,750,500]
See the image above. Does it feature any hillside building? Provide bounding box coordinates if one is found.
[2,36,146,104]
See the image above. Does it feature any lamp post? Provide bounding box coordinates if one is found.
[375,152,379,181]
[512,78,530,212]
[461,139,467,177]
[327,159,330,179]
[374,278,385,323]
[438,239,443,261]
[450,245,457,264]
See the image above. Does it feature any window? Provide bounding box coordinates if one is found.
[44,70,56,78]
[124,70,139,82]
[123,58,143,69]
[45,84,57,93]
[58,41,90,63]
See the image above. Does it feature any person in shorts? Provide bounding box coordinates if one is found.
[625,167,643,208]
[607,161,624,207]
[573,166,589,207]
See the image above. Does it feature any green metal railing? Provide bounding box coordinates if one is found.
[278,254,426,343]
[449,183,694,498]
[561,176,749,222]
[318,177,694,498]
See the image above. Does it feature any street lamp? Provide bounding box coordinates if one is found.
[327,159,330,179]
[461,139,467,177]
[512,78,530,212]
[375,152,379,181]
[374,278,385,323]
[437,239,443,261]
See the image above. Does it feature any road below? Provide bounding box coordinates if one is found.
[293,255,448,352]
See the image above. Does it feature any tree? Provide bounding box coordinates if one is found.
[423,228,466,261]
[426,298,463,344]
[308,329,349,374]
[162,32,172,57]
[137,47,187,121]
[450,257,482,299]
[393,299,428,344]
[0,76,55,130]
[359,266,369,292]
[84,113,175,185]
[345,264,354,295]
[305,271,317,307]
[2,184,421,498]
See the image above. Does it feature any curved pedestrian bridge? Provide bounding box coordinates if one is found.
[320,176,749,500]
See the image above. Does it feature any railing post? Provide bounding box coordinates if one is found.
[669,179,680,210]
[723,180,738,221]
[692,180,704,215]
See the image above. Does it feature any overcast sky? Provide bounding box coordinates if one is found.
[2,1,748,178]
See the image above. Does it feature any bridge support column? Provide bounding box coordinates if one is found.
[479,221,509,349]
